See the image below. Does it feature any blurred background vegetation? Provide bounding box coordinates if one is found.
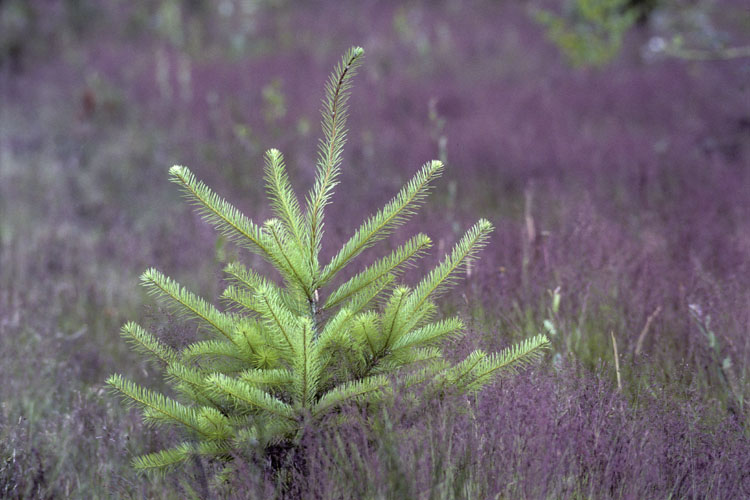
[0,0,748,498]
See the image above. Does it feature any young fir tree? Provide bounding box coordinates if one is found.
[108,47,549,475]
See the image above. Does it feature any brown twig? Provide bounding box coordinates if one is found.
[634,305,662,356]
[666,45,750,61]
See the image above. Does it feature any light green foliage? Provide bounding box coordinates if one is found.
[108,47,549,475]
[532,0,638,68]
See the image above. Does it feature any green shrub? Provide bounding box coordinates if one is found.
[107,47,549,477]
[533,0,638,67]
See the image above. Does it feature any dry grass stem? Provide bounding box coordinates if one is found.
[634,305,662,356]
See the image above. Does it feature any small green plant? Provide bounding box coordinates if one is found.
[688,303,746,420]
[532,0,638,68]
[107,47,549,476]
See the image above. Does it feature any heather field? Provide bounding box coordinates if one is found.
[1,1,749,498]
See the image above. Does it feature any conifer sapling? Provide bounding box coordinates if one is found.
[107,46,549,475]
